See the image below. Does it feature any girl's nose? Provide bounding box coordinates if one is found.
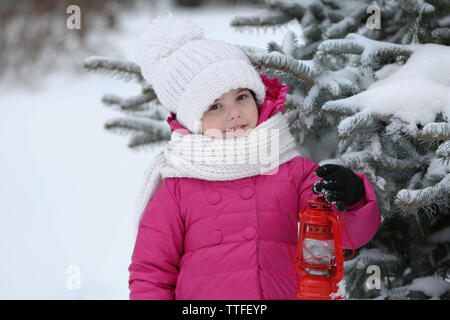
[227,104,241,120]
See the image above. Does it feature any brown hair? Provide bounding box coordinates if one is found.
[248,89,261,115]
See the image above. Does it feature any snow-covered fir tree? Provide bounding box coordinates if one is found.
[231,0,450,59]
[84,0,450,299]
[231,0,450,300]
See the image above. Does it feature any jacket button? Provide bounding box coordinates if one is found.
[211,230,223,245]
[239,186,254,200]
[207,191,222,205]
[242,226,256,240]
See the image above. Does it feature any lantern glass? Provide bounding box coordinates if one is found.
[303,238,335,275]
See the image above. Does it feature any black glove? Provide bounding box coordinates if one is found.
[312,164,365,212]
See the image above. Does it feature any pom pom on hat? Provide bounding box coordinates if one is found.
[137,13,205,86]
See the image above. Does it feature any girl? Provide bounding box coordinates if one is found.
[128,14,381,300]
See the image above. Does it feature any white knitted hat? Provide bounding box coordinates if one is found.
[136,13,266,134]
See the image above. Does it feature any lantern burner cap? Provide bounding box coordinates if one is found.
[308,198,332,210]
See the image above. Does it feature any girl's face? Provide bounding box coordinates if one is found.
[201,88,259,139]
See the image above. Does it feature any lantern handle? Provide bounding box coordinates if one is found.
[328,214,344,282]
[330,214,355,261]
[341,221,356,261]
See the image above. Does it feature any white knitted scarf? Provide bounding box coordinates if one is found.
[134,112,301,226]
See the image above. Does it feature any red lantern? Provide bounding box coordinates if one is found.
[294,197,350,300]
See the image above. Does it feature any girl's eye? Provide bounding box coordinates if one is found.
[209,94,248,111]
[209,104,221,111]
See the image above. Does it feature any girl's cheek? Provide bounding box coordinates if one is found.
[202,118,225,137]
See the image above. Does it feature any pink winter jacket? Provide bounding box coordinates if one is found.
[128,75,381,300]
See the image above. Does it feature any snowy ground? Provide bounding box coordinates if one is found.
[0,1,302,299]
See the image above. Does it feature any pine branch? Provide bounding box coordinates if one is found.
[301,85,321,113]
[102,92,157,113]
[421,122,450,143]
[373,155,425,174]
[395,174,450,217]
[104,117,170,138]
[321,100,360,117]
[423,158,449,185]
[323,67,362,95]
[325,17,356,39]
[281,30,298,57]
[284,92,304,110]
[230,11,291,28]
[317,34,414,66]
[401,0,435,15]
[436,141,450,164]
[374,133,429,174]
[317,37,365,56]
[407,171,424,190]
[336,112,386,155]
[431,27,450,40]
[339,137,379,168]
[265,0,309,17]
[284,108,298,127]
[267,40,283,53]
[249,52,316,86]
[83,56,146,85]
[337,111,379,140]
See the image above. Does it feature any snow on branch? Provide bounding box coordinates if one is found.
[101,92,157,113]
[249,51,316,86]
[431,27,450,41]
[83,56,146,85]
[104,117,170,139]
[281,30,298,57]
[325,17,355,39]
[321,100,360,117]
[337,111,378,140]
[395,174,450,217]
[436,141,450,164]
[346,248,399,271]
[326,43,450,128]
[385,276,450,299]
[317,33,414,66]
[421,122,450,143]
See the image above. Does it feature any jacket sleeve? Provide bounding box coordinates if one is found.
[290,156,381,250]
[128,178,184,300]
